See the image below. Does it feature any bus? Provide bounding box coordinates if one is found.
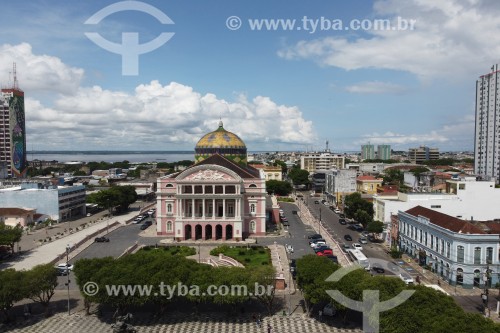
[346,249,370,271]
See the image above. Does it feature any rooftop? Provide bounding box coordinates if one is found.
[405,206,486,234]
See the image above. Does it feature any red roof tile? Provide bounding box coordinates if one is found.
[404,206,485,234]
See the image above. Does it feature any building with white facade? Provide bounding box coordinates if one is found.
[324,169,357,206]
[475,64,500,183]
[398,206,500,288]
[300,152,345,173]
[156,122,267,240]
[374,177,500,224]
[0,183,86,221]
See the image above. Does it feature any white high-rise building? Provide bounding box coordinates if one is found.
[475,64,500,182]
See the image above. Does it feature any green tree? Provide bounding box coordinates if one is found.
[367,220,384,236]
[24,264,58,317]
[265,180,293,196]
[344,193,374,220]
[247,265,277,314]
[0,224,23,254]
[288,168,310,186]
[0,269,25,322]
[273,160,287,173]
[354,209,373,227]
[383,169,404,186]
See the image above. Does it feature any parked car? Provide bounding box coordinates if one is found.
[140,221,153,230]
[310,240,327,248]
[334,208,341,214]
[56,267,69,276]
[313,245,331,253]
[308,234,322,240]
[282,220,290,226]
[285,244,294,253]
[326,255,338,264]
[352,243,362,250]
[339,214,346,219]
[56,263,74,271]
[399,273,414,285]
[341,243,351,252]
[290,259,296,271]
[344,234,352,241]
[339,219,346,225]
[314,200,320,204]
[280,216,288,222]
[323,303,336,316]
[361,231,370,237]
[372,263,385,274]
[95,236,110,243]
[359,237,368,244]
[309,238,325,245]
[316,249,334,256]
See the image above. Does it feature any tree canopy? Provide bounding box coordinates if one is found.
[86,186,137,214]
[265,180,293,196]
[343,193,374,225]
[288,167,310,186]
[0,224,23,253]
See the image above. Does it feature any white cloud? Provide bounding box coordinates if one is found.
[356,115,475,150]
[345,81,407,94]
[0,43,84,95]
[25,79,316,150]
[278,0,500,80]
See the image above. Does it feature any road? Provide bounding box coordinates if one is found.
[57,215,159,290]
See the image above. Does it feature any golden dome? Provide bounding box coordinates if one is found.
[195,121,246,149]
[194,121,247,165]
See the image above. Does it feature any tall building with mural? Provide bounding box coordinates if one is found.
[156,121,266,240]
[0,64,27,178]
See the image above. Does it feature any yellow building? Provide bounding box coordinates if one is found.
[356,175,383,195]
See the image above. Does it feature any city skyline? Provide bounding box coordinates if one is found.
[0,0,498,152]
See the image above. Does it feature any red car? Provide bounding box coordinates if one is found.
[316,249,334,256]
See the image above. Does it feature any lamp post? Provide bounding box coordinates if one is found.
[319,207,322,232]
[66,244,71,315]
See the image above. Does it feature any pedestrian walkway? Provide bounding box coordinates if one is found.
[1,210,138,271]
[7,312,362,333]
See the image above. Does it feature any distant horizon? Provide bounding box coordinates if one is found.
[27,149,474,154]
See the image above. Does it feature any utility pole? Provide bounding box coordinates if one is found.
[482,263,491,317]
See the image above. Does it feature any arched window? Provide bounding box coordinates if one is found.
[249,184,257,188]
[250,220,256,232]
[457,245,464,263]
[166,183,174,188]
[167,221,172,231]
[167,204,172,213]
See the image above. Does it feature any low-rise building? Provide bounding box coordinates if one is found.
[398,206,500,288]
[408,146,439,164]
[356,175,383,195]
[0,207,36,227]
[324,169,357,206]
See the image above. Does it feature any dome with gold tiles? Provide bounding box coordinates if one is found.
[195,121,247,165]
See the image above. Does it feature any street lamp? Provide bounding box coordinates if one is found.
[66,244,71,315]
[319,207,322,231]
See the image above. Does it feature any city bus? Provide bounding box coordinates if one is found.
[346,249,370,271]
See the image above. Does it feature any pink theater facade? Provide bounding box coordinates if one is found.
[156,155,266,241]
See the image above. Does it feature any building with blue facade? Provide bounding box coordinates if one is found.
[398,206,500,288]
[0,183,85,221]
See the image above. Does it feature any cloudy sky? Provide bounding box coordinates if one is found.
[0,0,497,152]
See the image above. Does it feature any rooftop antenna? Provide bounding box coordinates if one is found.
[12,63,19,90]
[325,140,329,152]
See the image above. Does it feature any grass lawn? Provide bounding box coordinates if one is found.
[210,245,271,268]
[140,245,196,256]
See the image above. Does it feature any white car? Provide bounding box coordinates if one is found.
[310,240,327,248]
[57,263,74,271]
[399,273,414,285]
[334,208,341,214]
[285,244,294,253]
[352,243,363,250]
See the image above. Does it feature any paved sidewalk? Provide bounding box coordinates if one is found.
[1,210,138,271]
[7,311,362,333]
